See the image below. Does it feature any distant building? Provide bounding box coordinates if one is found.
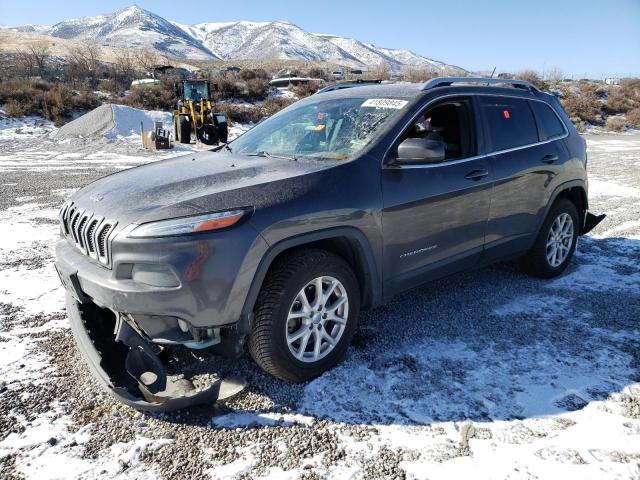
[605,78,620,85]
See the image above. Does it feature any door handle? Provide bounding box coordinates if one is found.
[541,154,558,164]
[464,169,489,181]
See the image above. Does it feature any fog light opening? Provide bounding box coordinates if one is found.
[131,264,180,288]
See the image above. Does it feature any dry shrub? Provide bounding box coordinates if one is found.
[516,69,548,90]
[404,67,439,83]
[4,99,34,117]
[246,78,270,100]
[561,83,602,124]
[217,104,265,124]
[218,96,295,124]
[215,77,245,99]
[604,116,628,132]
[0,78,99,124]
[121,83,176,110]
[626,108,640,128]
[605,79,640,114]
[263,97,295,117]
[240,69,268,81]
[306,67,327,80]
[98,78,122,95]
[291,81,321,98]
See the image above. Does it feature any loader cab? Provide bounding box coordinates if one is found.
[177,80,211,102]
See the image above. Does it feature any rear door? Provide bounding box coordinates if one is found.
[478,95,567,260]
[381,96,492,297]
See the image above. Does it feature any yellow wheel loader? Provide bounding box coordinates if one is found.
[173,80,228,146]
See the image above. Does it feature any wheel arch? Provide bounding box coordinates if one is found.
[240,227,382,321]
[539,180,588,235]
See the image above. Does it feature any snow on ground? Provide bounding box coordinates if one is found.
[0,122,638,479]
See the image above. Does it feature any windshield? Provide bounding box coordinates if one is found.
[230,97,408,160]
[183,81,209,101]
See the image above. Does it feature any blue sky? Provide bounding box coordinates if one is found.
[1,0,638,77]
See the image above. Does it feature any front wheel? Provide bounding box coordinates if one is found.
[248,249,360,382]
[520,198,579,278]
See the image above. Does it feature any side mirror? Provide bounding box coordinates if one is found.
[395,138,445,165]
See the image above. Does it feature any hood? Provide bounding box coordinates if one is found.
[69,150,334,225]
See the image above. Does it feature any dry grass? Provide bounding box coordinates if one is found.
[604,116,628,132]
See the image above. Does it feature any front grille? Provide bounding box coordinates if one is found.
[59,202,116,267]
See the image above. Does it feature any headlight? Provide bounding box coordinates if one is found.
[128,209,250,238]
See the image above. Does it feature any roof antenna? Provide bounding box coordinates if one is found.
[487,67,496,85]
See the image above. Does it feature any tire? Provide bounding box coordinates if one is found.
[177,116,191,144]
[520,198,579,278]
[196,124,218,145]
[248,248,360,383]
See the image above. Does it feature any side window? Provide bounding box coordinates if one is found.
[401,98,476,160]
[529,100,566,141]
[479,96,538,152]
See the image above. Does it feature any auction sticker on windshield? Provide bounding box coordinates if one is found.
[361,98,408,109]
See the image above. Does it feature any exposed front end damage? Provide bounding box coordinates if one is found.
[66,294,245,411]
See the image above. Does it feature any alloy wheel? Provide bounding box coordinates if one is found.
[546,212,574,267]
[285,276,349,363]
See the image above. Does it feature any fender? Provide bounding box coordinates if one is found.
[535,179,589,237]
[239,226,382,325]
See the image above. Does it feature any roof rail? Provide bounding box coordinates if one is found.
[422,77,540,92]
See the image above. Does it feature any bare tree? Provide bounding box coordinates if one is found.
[544,66,564,82]
[15,49,36,77]
[83,44,102,74]
[26,41,50,72]
[371,61,391,81]
[404,66,438,83]
[113,49,135,86]
[132,47,160,72]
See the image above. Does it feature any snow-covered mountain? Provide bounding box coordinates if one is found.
[44,6,217,60]
[12,6,465,72]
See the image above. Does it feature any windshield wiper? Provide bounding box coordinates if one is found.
[246,151,298,161]
[211,143,232,153]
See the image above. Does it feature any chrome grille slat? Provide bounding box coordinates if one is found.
[59,202,116,268]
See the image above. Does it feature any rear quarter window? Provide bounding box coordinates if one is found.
[479,96,538,152]
[529,100,566,141]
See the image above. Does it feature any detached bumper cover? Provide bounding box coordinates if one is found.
[66,294,245,411]
[582,212,606,235]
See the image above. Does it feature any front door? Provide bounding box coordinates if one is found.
[381,96,492,297]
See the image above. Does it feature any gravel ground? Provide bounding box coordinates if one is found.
[0,117,639,480]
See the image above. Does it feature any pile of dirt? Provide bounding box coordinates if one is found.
[55,104,172,141]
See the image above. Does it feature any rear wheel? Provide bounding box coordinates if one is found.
[520,198,579,278]
[248,249,360,382]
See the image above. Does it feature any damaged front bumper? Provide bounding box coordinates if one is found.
[65,293,245,411]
